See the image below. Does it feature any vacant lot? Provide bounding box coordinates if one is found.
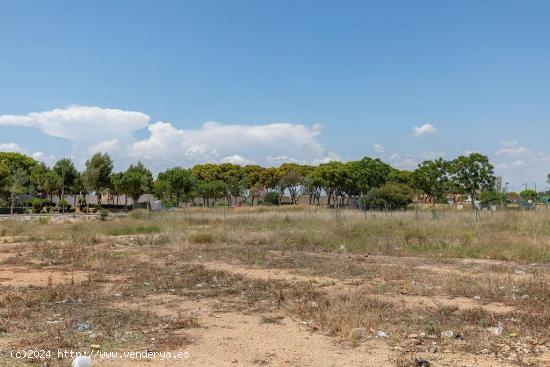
[0,207,549,366]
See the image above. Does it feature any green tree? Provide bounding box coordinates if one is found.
[0,153,37,204]
[412,158,449,205]
[449,153,496,208]
[29,162,49,198]
[53,158,78,213]
[479,190,502,206]
[6,168,28,214]
[350,157,391,194]
[155,167,195,207]
[83,152,113,207]
[43,170,62,202]
[242,165,265,205]
[520,189,538,202]
[278,163,304,205]
[120,162,153,208]
[315,161,347,207]
[109,172,125,206]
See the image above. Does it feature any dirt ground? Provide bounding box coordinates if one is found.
[0,211,549,367]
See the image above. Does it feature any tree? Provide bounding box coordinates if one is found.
[350,157,391,194]
[315,161,347,207]
[520,189,538,202]
[6,168,28,215]
[0,153,37,204]
[479,190,503,206]
[449,153,496,208]
[0,152,38,174]
[412,158,449,205]
[43,170,62,202]
[278,163,304,205]
[53,158,77,213]
[71,173,87,209]
[29,162,49,198]
[83,153,113,207]
[155,167,195,207]
[302,166,323,205]
[109,172,125,206]
[119,162,153,208]
[242,165,265,205]
[218,164,244,205]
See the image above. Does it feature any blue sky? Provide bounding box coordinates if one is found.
[1,0,549,190]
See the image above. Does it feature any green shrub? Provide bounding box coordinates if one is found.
[98,208,109,221]
[32,198,44,211]
[264,192,280,205]
[361,183,414,208]
[38,216,50,225]
[58,199,70,210]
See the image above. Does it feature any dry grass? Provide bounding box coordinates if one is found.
[0,206,549,366]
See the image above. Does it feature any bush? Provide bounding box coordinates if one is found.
[98,208,109,221]
[264,192,280,205]
[361,183,414,209]
[480,191,504,206]
[32,198,44,211]
[58,199,70,210]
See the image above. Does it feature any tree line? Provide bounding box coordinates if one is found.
[0,150,506,213]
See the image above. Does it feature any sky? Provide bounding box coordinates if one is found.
[1,0,549,191]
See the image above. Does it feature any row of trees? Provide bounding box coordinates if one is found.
[0,151,503,213]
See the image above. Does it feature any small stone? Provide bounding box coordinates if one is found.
[349,327,366,341]
[73,323,92,332]
[415,358,431,367]
[428,346,438,353]
[488,322,504,336]
[375,330,388,338]
[408,333,419,339]
[441,330,454,339]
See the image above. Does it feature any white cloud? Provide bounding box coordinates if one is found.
[372,144,385,153]
[0,105,150,144]
[0,106,335,171]
[496,141,529,156]
[413,123,436,137]
[90,139,120,154]
[493,140,550,189]
[220,155,253,165]
[0,142,23,152]
[129,120,333,169]
[387,153,417,170]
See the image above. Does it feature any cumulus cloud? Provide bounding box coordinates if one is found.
[387,153,417,170]
[129,120,333,169]
[413,123,436,137]
[493,140,550,188]
[0,142,23,152]
[0,105,150,144]
[496,140,529,156]
[220,155,254,165]
[372,144,385,153]
[0,106,336,171]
